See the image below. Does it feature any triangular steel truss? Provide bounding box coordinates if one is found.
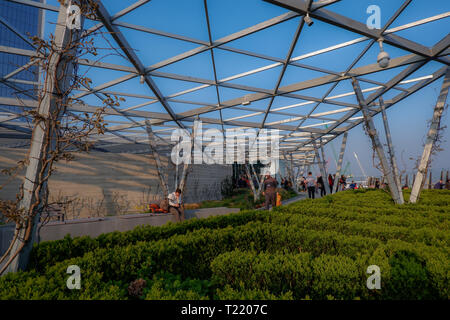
[0,0,449,167]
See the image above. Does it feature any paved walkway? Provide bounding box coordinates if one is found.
[0,207,240,255]
[0,191,325,254]
[281,190,325,205]
[255,190,325,210]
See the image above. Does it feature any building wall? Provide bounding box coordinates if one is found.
[167,162,232,204]
[0,147,232,219]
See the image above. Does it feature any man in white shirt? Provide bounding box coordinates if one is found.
[306,172,316,199]
[167,188,185,222]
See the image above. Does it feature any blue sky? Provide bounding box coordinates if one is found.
[39,0,450,178]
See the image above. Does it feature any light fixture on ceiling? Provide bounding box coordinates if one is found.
[377,38,390,68]
[140,75,145,84]
[304,13,314,26]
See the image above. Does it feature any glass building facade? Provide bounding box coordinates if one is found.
[0,0,43,116]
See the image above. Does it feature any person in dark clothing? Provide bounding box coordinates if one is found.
[375,180,380,189]
[300,176,306,192]
[283,177,291,190]
[263,174,278,210]
[328,174,334,193]
[317,175,326,197]
[339,175,347,191]
[237,175,246,188]
[434,180,444,189]
[306,172,316,199]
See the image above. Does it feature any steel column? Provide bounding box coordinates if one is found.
[145,120,169,199]
[245,164,258,202]
[352,78,404,204]
[4,1,83,273]
[410,68,450,203]
[178,121,200,195]
[332,131,348,193]
[313,140,330,195]
[380,97,404,203]
[319,144,331,194]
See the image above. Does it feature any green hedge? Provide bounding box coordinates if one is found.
[2,219,448,299]
[211,242,448,300]
[211,250,367,300]
[269,214,450,247]
[29,189,449,273]
[281,203,448,229]
[30,194,449,273]
[29,209,268,273]
[1,189,448,300]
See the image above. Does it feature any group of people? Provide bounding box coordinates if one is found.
[280,177,293,190]
[162,169,287,222]
[299,173,351,199]
[301,172,328,199]
[434,179,450,190]
[236,175,250,188]
[164,174,450,223]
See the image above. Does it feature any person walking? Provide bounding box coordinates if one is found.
[168,188,185,222]
[317,175,326,197]
[328,174,334,193]
[237,175,246,188]
[306,172,316,199]
[375,180,380,189]
[340,175,347,191]
[299,176,306,192]
[263,174,278,210]
[434,179,444,189]
[284,177,291,190]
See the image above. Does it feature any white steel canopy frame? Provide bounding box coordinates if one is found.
[0,0,448,168]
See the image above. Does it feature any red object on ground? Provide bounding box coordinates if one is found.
[147,203,169,213]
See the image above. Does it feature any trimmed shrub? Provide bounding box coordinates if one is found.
[0,189,448,300]
[29,209,268,272]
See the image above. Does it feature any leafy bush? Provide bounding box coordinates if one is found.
[386,250,436,299]
[220,176,235,198]
[29,209,268,272]
[211,246,448,300]
[1,189,448,300]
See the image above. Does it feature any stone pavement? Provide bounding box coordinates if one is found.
[0,207,240,255]
[281,190,325,205]
[0,190,326,255]
[256,189,325,210]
